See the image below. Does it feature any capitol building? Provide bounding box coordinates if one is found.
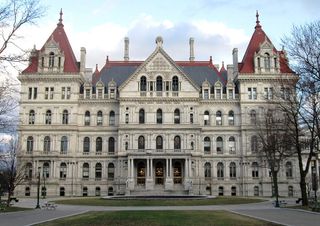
[16,11,299,197]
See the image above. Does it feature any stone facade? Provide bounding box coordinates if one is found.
[16,12,300,197]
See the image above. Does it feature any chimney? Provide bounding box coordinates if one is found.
[232,48,238,77]
[189,37,195,61]
[124,37,129,61]
[80,47,86,73]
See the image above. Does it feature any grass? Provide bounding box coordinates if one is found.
[35,210,279,226]
[55,196,265,206]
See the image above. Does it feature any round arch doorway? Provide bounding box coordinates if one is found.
[155,161,165,185]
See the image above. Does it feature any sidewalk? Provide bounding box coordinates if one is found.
[0,198,319,226]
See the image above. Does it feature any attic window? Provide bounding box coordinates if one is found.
[264,53,270,71]
[49,52,55,68]
[58,57,61,68]
[274,58,277,69]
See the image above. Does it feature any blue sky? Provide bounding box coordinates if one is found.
[13,0,320,73]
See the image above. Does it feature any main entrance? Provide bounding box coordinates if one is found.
[155,162,165,185]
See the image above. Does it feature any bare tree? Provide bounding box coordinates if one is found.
[256,109,294,207]
[0,137,26,207]
[0,0,45,72]
[0,78,19,132]
[281,20,320,206]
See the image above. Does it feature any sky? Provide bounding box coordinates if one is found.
[7,0,320,75]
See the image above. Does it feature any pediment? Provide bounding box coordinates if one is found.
[119,46,200,92]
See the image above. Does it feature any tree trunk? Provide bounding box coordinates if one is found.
[272,170,280,207]
[300,177,309,206]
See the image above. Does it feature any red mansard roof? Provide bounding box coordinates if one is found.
[22,10,79,74]
[239,12,293,74]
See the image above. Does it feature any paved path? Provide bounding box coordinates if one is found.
[1,198,320,226]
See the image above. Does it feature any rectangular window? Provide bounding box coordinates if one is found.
[228,89,233,99]
[61,87,65,99]
[203,89,209,99]
[97,89,102,99]
[216,89,221,99]
[50,87,54,99]
[67,87,71,99]
[248,88,252,99]
[85,89,90,99]
[248,87,257,100]
[33,88,37,99]
[28,87,32,99]
[45,87,49,99]
[190,113,193,124]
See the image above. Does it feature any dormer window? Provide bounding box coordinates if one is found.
[264,53,270,71]
[49,52,55,67]
[140,76,147,91]
[156,76,163,91]
[172,76,179,91]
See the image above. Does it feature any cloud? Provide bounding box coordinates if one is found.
[10,14,250,73]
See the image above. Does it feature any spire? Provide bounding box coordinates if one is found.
[255,10,261,29]
[58,8,63,26]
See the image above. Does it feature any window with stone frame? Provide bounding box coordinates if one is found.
[286,161,293,178]
[204,137,211,154]
[108,163,115,180]
[217,162,224,179]
[156,136,163,150]
[108,137,115,154]
[82,163,89,179]
[27,136,33,153]
[228,110,234,125]
[138,136,145,150]
[252,162,259,178]
[157,109,163,124]
[60,163,67,179]
[204,111,210,125]
[84,111,90,126]
[229,136,236,153]
[95,163,102,180]
[97,111,103,125]
[204,162,211,179]
[174,136,181,150]
[216,111,222,125]
[229,162,236,179]
[29,110,35,124]
[83,137,90,153]
[216,137,223,153]
[96,137,102,154]
[62,110,69,124]
[45,110,52,124]
[174,109,180,124]
[109,111,115,125]
[60,136,68,154]
[43,136,51,152]
[139,109,145,124]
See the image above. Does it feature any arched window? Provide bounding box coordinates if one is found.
[174,109,180,124]
[43,162,50,178]
[97,111,103,125]
[157,109,162,124]
[45,110,51,124]
[216,137,223,153]
[62,110,68,124]
[43,136,50,152]
[95,163,102,180]
[60,136,68,154]
[108,137,115,154]
[49,52,55,67]
[140,76,147,91]
[218,186,224,196]
[139,109,145,124]
[229,162,236,179]
[229,136,236,153]
[27,136,33,153]
[82,163,89,179]
[108,163,115,180]
[250,110,256,124]
[60,163,67,179]
[172,76,179,91]
[216,111,222,125]
[83,137,90,153]
[95,187,101,196]
[217,162,224,179]
[231,186,237,196]
[228,111,234,125]
[29,110,35,124]
[25,162,32,179]
[204,162,211,178]
[96,137,102,153]
[204,111,210,125]
[252,162,259,178]
[286,161,293,178]
[156,76,163,91]
[251,136,258,153]
[84,111,90,126]
[174,136,181,150]
[109,111,115,125]
[204,137,211,153]
[138,136,145,150]
[264,53,270,71]
[156,136,163,150]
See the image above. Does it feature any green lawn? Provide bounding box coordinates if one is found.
[36,210,279,226]
[55,196,265,206]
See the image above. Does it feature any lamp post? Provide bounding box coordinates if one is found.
[35,167,41,209]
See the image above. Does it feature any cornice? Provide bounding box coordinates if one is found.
[18,73,85,83]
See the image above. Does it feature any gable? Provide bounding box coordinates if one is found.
[119,46,200,96]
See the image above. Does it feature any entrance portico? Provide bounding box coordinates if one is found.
[127,157,192,194]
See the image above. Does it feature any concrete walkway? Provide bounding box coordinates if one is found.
[0,198,319,226]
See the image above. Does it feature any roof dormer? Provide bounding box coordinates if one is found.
[254,38,280,74]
